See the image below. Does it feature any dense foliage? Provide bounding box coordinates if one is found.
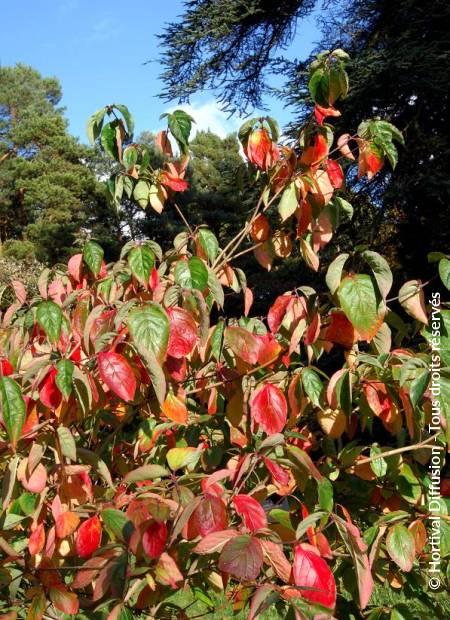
[0,51,449,620]
[0,65,108,264]
[159,0,450,277]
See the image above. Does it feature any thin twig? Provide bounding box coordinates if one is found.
[355,434,443,466]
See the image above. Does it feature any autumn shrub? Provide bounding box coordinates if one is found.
[0,50,449,620]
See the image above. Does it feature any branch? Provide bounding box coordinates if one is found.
[355,434,443,466]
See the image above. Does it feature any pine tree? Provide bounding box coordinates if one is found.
[0,64,106,263]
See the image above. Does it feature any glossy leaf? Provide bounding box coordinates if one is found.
[128,245,155,286]
[218,534,264,581]
[76,516,102,558]
[338,274,384,341]
[250,384,287,435]
[0,377,26,447]
[233,495,268,532]
[142,521,168,559]
[127,303,169,363]
[386,524,415,572]
[83,241,104,277]
[98,351,136,402]
[293,543,336,609]
[36,300,62,342]
[167,307,198,358]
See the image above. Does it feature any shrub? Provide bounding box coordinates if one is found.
[0,50,448,619]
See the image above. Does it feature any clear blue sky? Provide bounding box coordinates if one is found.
[1,0,320,141]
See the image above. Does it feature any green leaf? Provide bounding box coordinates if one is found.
[122,145,138,170]
[337,274,384,341]
[308,68,329,107]
[36,300,62,342]
[0,377,26,448]
[326,253,349,296]
[128,245,155,286]
[439,257,450,290]
[395,464,421,504]
[318,478,333,512]
[211,319,226,360]
[86,107,106,144]
[198,229,219,262]
[57,426,77,461]
[127,303,169,363]
[207,267,224,308]
[134,341,166,404]
[162,109,194,153]
[295,511,327,539]
[113,103,134,136]
[409,369,430,408]
[174,257,208,291]
[83,241,104,277]
[166,447,201,471]
[335,369,352,416]
[100,121,119,159]
[100,508,134,542]
[369,445,387,477]
[386,524,415,572]
[124,464,170,484]
[55,359,74,399]
[360,250,393,299]
[278,181,298,221]
[301,368,323,409]
[133,179,150,208]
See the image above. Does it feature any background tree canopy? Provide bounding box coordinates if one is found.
[0,65,107,264]
[159,0,450,278]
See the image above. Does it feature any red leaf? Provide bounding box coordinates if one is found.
[245,128,279,171]
[76,516,102,558]
[225,326,260,365]
[56,511,80,539]
[1,359,14,376]
[218,534,264,581]
[267,295,293,333]
[233,495,267,532]
[256,334,282,366]
[324,159,344,188]
[39,368,62,410]
[188,496,228,538]
[161,171,188,192]
[29,523,45,556]
[325,310,356,349]
[293,543,336,609]
[97,351,136,402]
[303,312,321,346]
[167,307,198,358]
[142,521,168,559]
[161,392,188,424]
[250,384,287,435]
[49,586,79,615]
[262,456,290,486]
[314,104,341,126]
[165,355,187,382]
[250,214,270,242]
[155,552,183,588]
[244,287,254,317]
[18,461,47,493]
[260,538,292,583]
[68,254,83,282]
[193,529,239,554]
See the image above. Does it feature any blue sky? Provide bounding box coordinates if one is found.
[1,0,320,141]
